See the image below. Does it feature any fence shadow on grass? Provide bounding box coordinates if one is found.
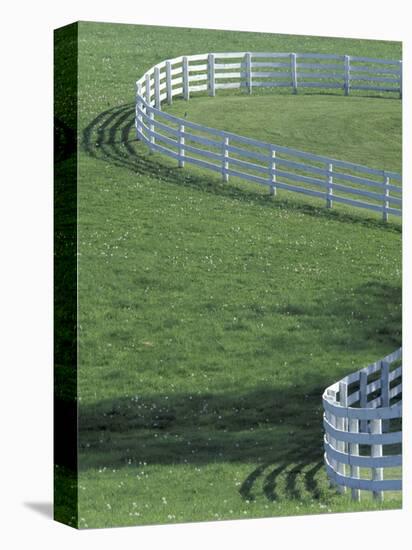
[76,277,400,501]
[81,103,401,234]
[79,377,337,501]
[240,460,325,502]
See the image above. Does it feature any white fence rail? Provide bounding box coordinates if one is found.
[322,348,402,501]
[135,52,402,220]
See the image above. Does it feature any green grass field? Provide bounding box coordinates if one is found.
[63,21,402,528]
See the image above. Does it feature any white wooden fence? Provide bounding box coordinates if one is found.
[135,52,402,220]
[323,348,402,501]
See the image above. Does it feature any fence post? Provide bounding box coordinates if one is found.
[399,60,402,99]
[270,149,277,196]
[359,370,368,433]
[326,163,333,208]
[149,110,155,152]
[222,136,229,182]
[326,389,338,488]
[349,417,361,501]
[344,55,350,96]
[135,82,142,140]
[146,76,155,150]
[208,53,215,97]
[371,418,384,502]
[381,360,390,433]
[383,172,390,222]
[154,66,161,110]
[166,61,173,105]
[245,52,252,94]
[336,381,348,494]
[178,124,185,168]
[145,72,152,106]
[290,53,297,94]
[183,56,190,100]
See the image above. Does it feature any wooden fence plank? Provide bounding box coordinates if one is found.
[228,156,268,174]
[188,73,208,82]
[324,440,402,468]
[251,71,291,78]
[350,55,399,64]
[325,459,401,491]
[298,71,345,79]
[350,85,399,92]
[214,62,242,69]
[189,84,208,92]
[350,74,400,83]
[297,53,343,60]
[215,82,246,90]
[297,62,344,70]
[324,418,401,445]
[350,65,401,75]
[252,61,291,68]
[323,398,402,421]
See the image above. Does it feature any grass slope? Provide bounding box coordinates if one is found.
[166,94,401,173]
[74,22,402,528]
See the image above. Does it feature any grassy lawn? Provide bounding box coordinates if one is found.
[165,94,401,173]
[66,21,402,528]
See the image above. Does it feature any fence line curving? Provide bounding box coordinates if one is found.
[135,52,402,221]
[134,53,402,500]
[323,348,402,501]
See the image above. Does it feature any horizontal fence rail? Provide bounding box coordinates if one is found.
[135,52,402,221]
[322,348,402,501]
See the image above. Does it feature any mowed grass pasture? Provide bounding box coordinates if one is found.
[71,22,401,528]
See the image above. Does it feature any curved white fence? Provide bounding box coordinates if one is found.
[135,52,402,221]
[323,348,402,501]
[134,53,402,501]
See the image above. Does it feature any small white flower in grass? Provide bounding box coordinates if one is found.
[106,503,112,510]
[162,497,167,505]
